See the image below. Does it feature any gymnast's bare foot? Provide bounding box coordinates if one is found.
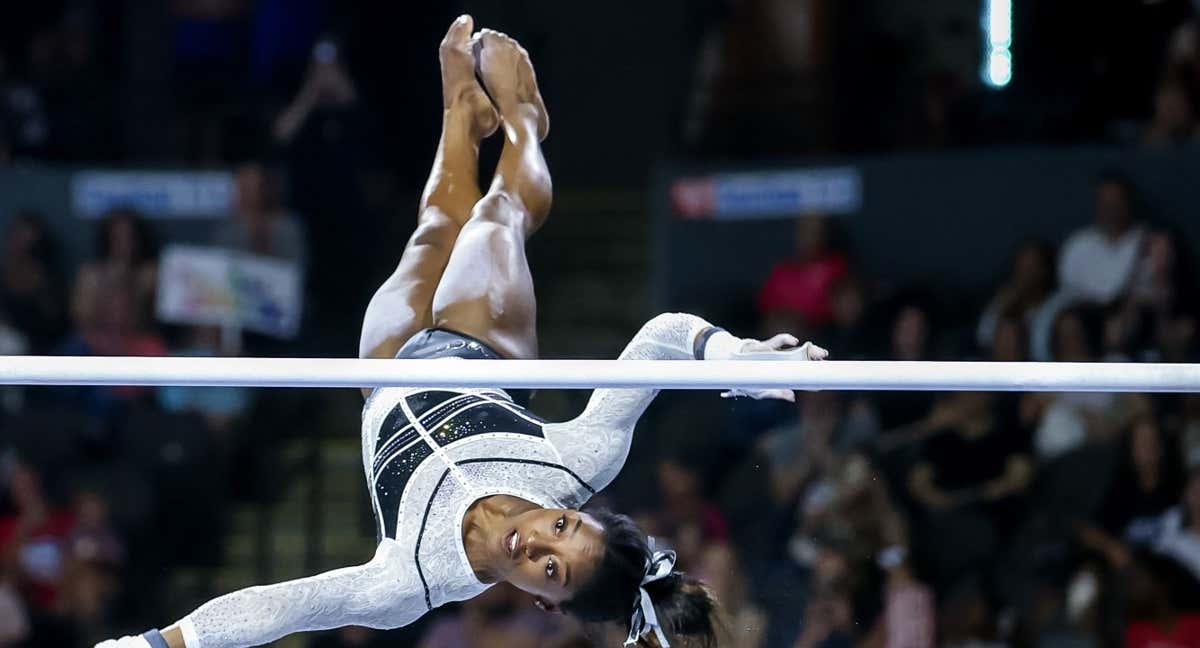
[441,15,498,139]
[475,29,549,141]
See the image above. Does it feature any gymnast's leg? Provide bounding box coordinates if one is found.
[430,29,552,360]
[357,15,498,365]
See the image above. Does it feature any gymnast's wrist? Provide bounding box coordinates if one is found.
[695,327,742,360]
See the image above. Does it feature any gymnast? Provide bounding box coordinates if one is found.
[98,16,825,648]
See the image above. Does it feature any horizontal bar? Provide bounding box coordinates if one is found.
[0,356,1198,392]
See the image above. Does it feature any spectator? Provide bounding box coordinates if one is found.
[823,274,870,359]
[272,36,358,146]
[1122,553,1200,648]
[1109,227,1200,362]
[639,456,730,570]
[907,392,1033,588]
[699,544,767,648]
[71,207,159,336]
[758,215,850,334]
[1144,467,1200,585]
[158,325,252,440]
[940,581,1009,648]
[869,547,936,648]
[58,280,167,416]
[1143,75,1199,147]
[759,391,878,508]
[1096,416,1186,538]
[991,317,1028,363]
[1058,172,1145,306]
[1025,307,1146,461]
[61,488,124,643]
[0,210,67,352]
[977,240,1056,356]
[873,300,936,431]
[215,160,307,265]
[0,461,75,614]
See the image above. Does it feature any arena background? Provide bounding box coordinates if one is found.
[2,1,1200,647]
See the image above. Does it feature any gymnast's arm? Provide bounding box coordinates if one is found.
[545,312,825,491]
[101,541,421,648]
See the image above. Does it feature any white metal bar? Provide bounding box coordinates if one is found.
[0,356,1198,392]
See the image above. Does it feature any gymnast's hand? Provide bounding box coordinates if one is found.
[719,333,828,402]
[94,635,154,648]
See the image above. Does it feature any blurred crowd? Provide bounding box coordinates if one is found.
[627,169,1200,648]
[0,160,324,644]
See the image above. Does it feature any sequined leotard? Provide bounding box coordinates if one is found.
[174,313,716,648]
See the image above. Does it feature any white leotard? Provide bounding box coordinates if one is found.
[174,313,714,648]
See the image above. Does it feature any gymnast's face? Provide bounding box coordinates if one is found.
[495,507,604,608]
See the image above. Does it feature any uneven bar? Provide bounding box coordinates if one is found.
[0,357,1198,392]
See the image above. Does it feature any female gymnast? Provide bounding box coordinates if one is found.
[99,16,825,648]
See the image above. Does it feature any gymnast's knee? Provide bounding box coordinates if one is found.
[467,193,526,229]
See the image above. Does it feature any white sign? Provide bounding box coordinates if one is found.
[72,171,234,219]
[156,245,302,339]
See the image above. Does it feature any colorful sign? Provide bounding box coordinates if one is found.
[156,245,302,339]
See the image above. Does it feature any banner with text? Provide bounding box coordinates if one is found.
[670,167,862,220]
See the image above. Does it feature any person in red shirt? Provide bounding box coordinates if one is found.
[1124,551,1200,648]
[758,215,850,331]
[0,461,76,613]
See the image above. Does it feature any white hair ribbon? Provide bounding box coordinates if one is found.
[623,539,677,648]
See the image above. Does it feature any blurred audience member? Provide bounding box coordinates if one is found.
[867,547,935,648]
[1144,467,1200,584]
[158,325,251,440]
[0,461,75,613]
[59,280,167,415]
[272,36,358,146]
[71,207,159,335]
[977,241,1056,357]
[791,541,856,648]
[991,317,1029,363]
[1058,172,1145,306]
[758,215,849,335]
[1143,75,1199,147]
[1122,554,1200,648]
[940,581,1009,648]
[1097,416,1186,538]
[823,274,870,359]
[62,488,124,642]
[759,391,878,509]
[700,544,767,648]
[1025,307,1147,460]
[215,161,307,265]
[640,456,730,569]
[0,210,67,352]
[1109,227,1200,362]
[907,392,1033,588]
[873,300,936,431]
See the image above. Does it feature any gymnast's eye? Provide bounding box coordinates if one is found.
[546,557,556,579]
[554,515,566,534]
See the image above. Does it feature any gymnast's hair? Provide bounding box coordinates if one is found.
[562,508,720,647]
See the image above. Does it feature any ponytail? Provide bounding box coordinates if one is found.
[562,508,720,647]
